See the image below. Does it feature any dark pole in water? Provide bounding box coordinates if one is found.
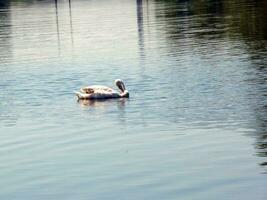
[55,0,61,55]
[69,0,74,49]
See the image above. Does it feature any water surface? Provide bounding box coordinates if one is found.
[0,0,266,199]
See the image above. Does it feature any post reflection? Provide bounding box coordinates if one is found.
[69,0,74,48]
[136,0,145,59]
[55,0,61,54]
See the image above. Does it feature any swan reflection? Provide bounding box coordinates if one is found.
[77,98,128,108]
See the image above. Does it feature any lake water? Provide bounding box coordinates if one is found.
[0,0,266,199]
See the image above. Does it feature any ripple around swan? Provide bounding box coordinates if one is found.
[0,0,267,199]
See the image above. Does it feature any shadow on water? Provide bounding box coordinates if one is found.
[0,0,18,127]
[154,0,267,41]
[151,0,267,170]
[0,0,12,63]
[249,57,267,171]
[255,102,267,170]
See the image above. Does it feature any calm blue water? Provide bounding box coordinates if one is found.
[0,0,266,199]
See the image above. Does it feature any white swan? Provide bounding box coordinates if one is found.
[75,79,129,99]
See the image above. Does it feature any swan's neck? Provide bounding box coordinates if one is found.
[117,82,126,93]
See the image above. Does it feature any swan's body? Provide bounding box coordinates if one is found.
[75,79,129,100]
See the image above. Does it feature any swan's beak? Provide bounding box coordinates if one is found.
[122,90,129,98]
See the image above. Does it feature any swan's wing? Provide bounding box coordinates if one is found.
[75,84,121,99]
[80,87,94,94]
[84,85,115,93]
[75,90,120,99]
[75,91,92,99]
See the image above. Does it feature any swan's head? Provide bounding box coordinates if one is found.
[115,79,129,98]
[115,79,126,92]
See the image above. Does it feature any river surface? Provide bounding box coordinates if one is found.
[0,0,266,199]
